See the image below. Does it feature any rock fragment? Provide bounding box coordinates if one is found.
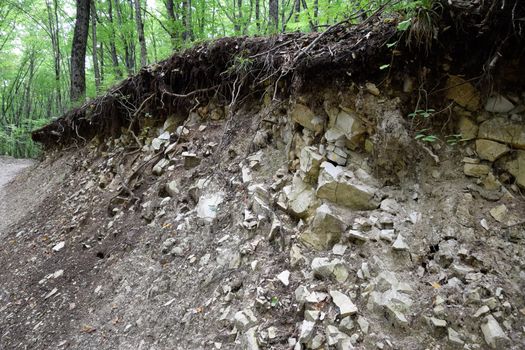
[481,315,509,348]
[329,290,358,317]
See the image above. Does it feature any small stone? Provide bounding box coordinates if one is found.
[457,116,479,140]
[153,158,169,175]
[165,181,179,197]
[52,241,65,252]
[332,244,347,256]
[311,257,335,279]
[392,234,409,251]
[485,94,515,113]
[464,163,491,177]
[379,229,395,242]
[329,290,358,317]
[430,317,447,328]
[446,75,480,111]
[243,327,260,350]
[347,230,368,242]
[481,315,509,348]
[299,320,316,343]
[295,286,310,303]
[182,152,201,169]
[365,82,380,96]
[44,287,58,299]
[357,316,369,334]
[473,305,490,318]
[304,310,320,321]
[447,327,464,346]
[277,270,290,286]
[234,309,258,331]
[339,317,354,334]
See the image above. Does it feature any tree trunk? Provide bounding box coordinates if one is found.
[108,0,122,77]
[70,0,90,102]
[255,0,260,31]
[91,0,101,91]
[133,0,148,67]
[269,0,278,31]
[164,0,178,46]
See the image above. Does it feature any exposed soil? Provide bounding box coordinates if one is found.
[0,156,35,233]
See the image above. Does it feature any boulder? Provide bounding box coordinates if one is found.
[196,192,224,222]
[504,150,525,188]
[445,75,480,111]
[290,103,324,133]
[300,204,347,250]
[476,139,509,161]
[478,117,525,149]
[316,162,380,210]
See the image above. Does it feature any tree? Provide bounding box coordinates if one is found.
[269,0,278,31]
[70,0,90,102]
[133,0,148,67]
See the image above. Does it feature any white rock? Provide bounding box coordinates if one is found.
[234,309,258,331]
[392,234,409,251]
[277,270,290,286]
[52,241,65,252]
[329,290,358,317]
[299,320,316,343]
[196,193,224,222]
[481,315,509,348]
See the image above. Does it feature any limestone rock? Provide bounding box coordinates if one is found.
[243,327,260,350]
[316,162,380,210]
[392,234,409,251]
[299,320,316,343]
[464,163,490,177]
[485,94,515,113]
[326,109,367,150]
[329,290,358,317]
[165,181,179,197]
[478,117,525,149]
[153,158,170,175]
[299,146,325,183]
[504,150,525,188]
[290,103,324,133]
[196,192,224,222]
[300,204,347,250]
[457,116,478,141]
[476,139,509,161]
[234,309,258,331]
[447,327,464,346]
[283,174,319,218]
[445,75,480,111]
[481,315,509,348]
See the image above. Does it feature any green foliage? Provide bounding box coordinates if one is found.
[0,0,430,158]
[415,129,438,143]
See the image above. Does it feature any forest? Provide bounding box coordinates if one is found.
[0,0,411,158]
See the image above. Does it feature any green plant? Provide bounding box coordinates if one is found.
[408,108,435,119]
[446,134,463,146]
[415,128,438,143]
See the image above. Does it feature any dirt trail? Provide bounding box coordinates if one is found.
[0,156,34,233]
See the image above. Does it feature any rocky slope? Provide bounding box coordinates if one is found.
[2,77,525,349]
[3,2,525,349]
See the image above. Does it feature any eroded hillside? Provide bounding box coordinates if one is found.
[1,1,525,349]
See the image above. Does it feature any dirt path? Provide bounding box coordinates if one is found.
[0,156,34,233]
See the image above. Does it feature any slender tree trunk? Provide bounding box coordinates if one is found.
[133,0,148,67]
[269,0,278,32]
[70,0,90,102]
[108,0,122,77]
[255,0,260,31]
[100,42,104,82]
[91,0,101,91]
[45,0,62,111]
[182,0,189,41]
[164,0,178,46]
[294,0,300,22]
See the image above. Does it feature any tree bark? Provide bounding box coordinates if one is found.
[107,0,122,77]
[133,0,148,67]
[91,0,101,91]
[70,0,90,102]
[255,0,260,31]
[269,0,278,31]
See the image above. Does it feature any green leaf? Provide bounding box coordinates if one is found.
[397,19,412,31]
[387,42,397,48]
[379,64,390,70]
